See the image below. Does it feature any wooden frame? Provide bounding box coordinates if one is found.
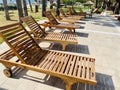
[0,23,97,90]
[50,9,79,24]
[59,8,84,20]
[78,7,92,18]
[21,16,78,50]
[67,7,92,18]
[67,7,86,17]
[43,11,81,33]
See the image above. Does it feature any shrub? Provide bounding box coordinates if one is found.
[0,5,17,11]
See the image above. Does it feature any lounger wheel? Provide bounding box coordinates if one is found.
[49,27,51,29]
[3,68,12,77]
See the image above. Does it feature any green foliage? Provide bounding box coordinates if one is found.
[75,0,85,3]
[0,5,17,11]
[62,0,75,5]
[0,6,4,11]
[0,37,3,44]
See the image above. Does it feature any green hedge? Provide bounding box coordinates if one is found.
[0,5,17,11]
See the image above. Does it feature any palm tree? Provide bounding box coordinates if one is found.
[16,0,24,21]
[42,0,46,16]
[2,0,10,20]
[114,0,120,14]
[95,0,98,8]
[23,0,28,16]
[34,0,38,12]
[56,0,60,15]
[28,0,33,12]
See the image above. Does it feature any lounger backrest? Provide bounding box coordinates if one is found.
[92,8,98,13]
[0,23,42,64]
[50,9,62,20]
[59,8,67,17]
[79,7,83,13]
[44,11,59,25]
[71,7,77,14]
[67,7,75,15]
[21,16,46,38]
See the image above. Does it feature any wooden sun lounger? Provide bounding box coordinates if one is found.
[78,7,92,18]
[21,16,78,50]
[0,23,97,90]
[67,7,92,18]
[67,7,86,17]
[50,9,79,24]
[59,8,84,20]
[43,11,81,33]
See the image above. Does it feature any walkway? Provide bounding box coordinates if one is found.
[0,14,120,90]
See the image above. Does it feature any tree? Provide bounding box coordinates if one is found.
[106,0,112,10]
[113,0,120,14]
[42,0,46,16]
[95,0,98,8]
[16,0,24,21]
[22,0,28,16]
[34,0,38,12]
[2,0,10,20]
[28,0,33,12]
[56,0,60,15]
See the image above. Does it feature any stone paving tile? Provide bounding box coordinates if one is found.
[0,78,22,90]
[15,80,37,90]
[35,83,63,90]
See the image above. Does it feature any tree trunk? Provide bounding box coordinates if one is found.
[114,2,120,14]
[95,0,98,8]
[23,0,28,16]
[16,0,24,21]
[56,0,60,15]
[42,0,46,17]
[28,0,33,12]
[106,0,112,10]
[34,0,38,12]
[2,0,10,20]
[113,0,120,14]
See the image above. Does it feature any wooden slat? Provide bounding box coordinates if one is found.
[56,53,66,72]
[86,58,90,80]
[68,55,77,76]
[90,58,95,80]
[64,55,74,75]
[77,56,82,78]
[51,53,63,71]
[7,31,26,41]
[48,53,61,71]
[73,56,80,77]
[44,11,59,25]
[60,54,70,73]
[39,51,54,68]
[44,52,58,70]
[81,57,86,79]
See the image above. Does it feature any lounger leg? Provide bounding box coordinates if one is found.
[61,43,67,50]
[66,83,72,90]
[73,29,75,33]
[67,28,73,34]
[63,79,74,90]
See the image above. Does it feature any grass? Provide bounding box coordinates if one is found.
[0,38,3,44]
[0,8,46,26]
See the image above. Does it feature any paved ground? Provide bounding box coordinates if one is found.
[0,14,120,90]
